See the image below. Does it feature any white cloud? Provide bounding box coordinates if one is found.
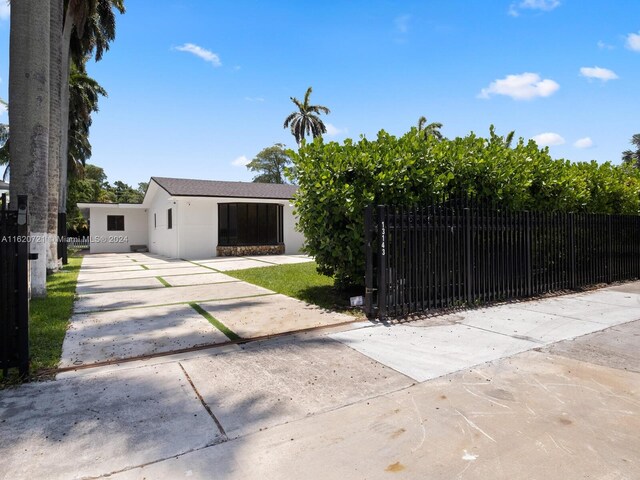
[478,72,559,100]
[508,0,560,16]
[394,14,411,34]
[0,1,9,21]
[231,155,249,167]
[574,137,594,149]
[597,40,614,50]
[532,132,565,147]
[626,32,640,52]
[174,43,221,66]
[244,96,265,102]
[521,0,561,10]
[579,66,618,81]
[325,123,347,136]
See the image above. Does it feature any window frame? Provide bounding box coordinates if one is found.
[218,202,283,246]
[107,215,125,232]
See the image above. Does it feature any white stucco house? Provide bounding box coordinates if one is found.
[78,177,305,258]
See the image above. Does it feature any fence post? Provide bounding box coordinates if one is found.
[377,205,387,319]
[364,205,375,318]
[607,215,612,283]
[464,208,473,304]
[16,195,30,377]
[525,211,532,296]
[58,212,68,265]
[568,212,576,289]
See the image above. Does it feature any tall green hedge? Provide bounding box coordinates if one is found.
[288,128,640,287]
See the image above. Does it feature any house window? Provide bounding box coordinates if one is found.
[218,203,283,246]
[154,213,157,229]
[167,208,172,229]
[107,215,125,231]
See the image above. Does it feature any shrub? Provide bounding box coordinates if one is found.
[288,128,640,287]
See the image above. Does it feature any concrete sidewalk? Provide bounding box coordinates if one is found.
[1,283,639,479]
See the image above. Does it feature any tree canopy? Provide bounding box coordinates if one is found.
[66,164,146,235]
[622,134,640,169]
[246,144,292,184]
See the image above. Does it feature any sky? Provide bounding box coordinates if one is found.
[0,0,639,187]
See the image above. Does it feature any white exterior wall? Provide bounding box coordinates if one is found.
[176,197,216,259]
[173,196,304,259]
[88,207,148,254]
[147,184,179,257]
[281,200,305,255]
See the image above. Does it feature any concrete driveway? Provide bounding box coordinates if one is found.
[61,253,353,367]
[0,283,638,479]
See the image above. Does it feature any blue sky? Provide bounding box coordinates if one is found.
[0,0,639,187]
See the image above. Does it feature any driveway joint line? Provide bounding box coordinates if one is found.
[156,276,172,287]
[506,304,639,326]
[73,292,277,315]
[189,303,241,341]
[179,362,229,440]
[79,266,147,275]
[241,256,278,265]
[461,323,546,345]
[183,259,222,272]
[75,280,243,295]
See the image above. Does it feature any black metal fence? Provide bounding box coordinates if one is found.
[0,194,30,376]
[364,201,640,319]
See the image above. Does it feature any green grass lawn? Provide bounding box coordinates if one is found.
[226,261,364,317]
[29,255,83,376]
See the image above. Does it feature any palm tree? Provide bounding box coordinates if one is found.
[9,0,51,296]
[417,116,444,141]
[283,87,331,146]
[56,0,125,264]
[67,62,107,175]
[489,124,516,148]
[622,134,640,169]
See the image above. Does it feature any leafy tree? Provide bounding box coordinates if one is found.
[66,164,145,234]
[283,87,331,146]
[246,144,292,183]
[622,134,640,168]
[417,116,444,141]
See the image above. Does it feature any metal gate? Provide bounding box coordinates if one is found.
[1,194,30,376]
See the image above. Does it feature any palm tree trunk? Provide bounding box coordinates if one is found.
[47,0,64,272]
[9,0,51,297]
[58,7,74,253]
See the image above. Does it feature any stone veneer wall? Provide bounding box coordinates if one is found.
[216,244,285,257]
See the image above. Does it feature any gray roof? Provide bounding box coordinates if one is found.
[0,181,8,190]
[151,177,298,200]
